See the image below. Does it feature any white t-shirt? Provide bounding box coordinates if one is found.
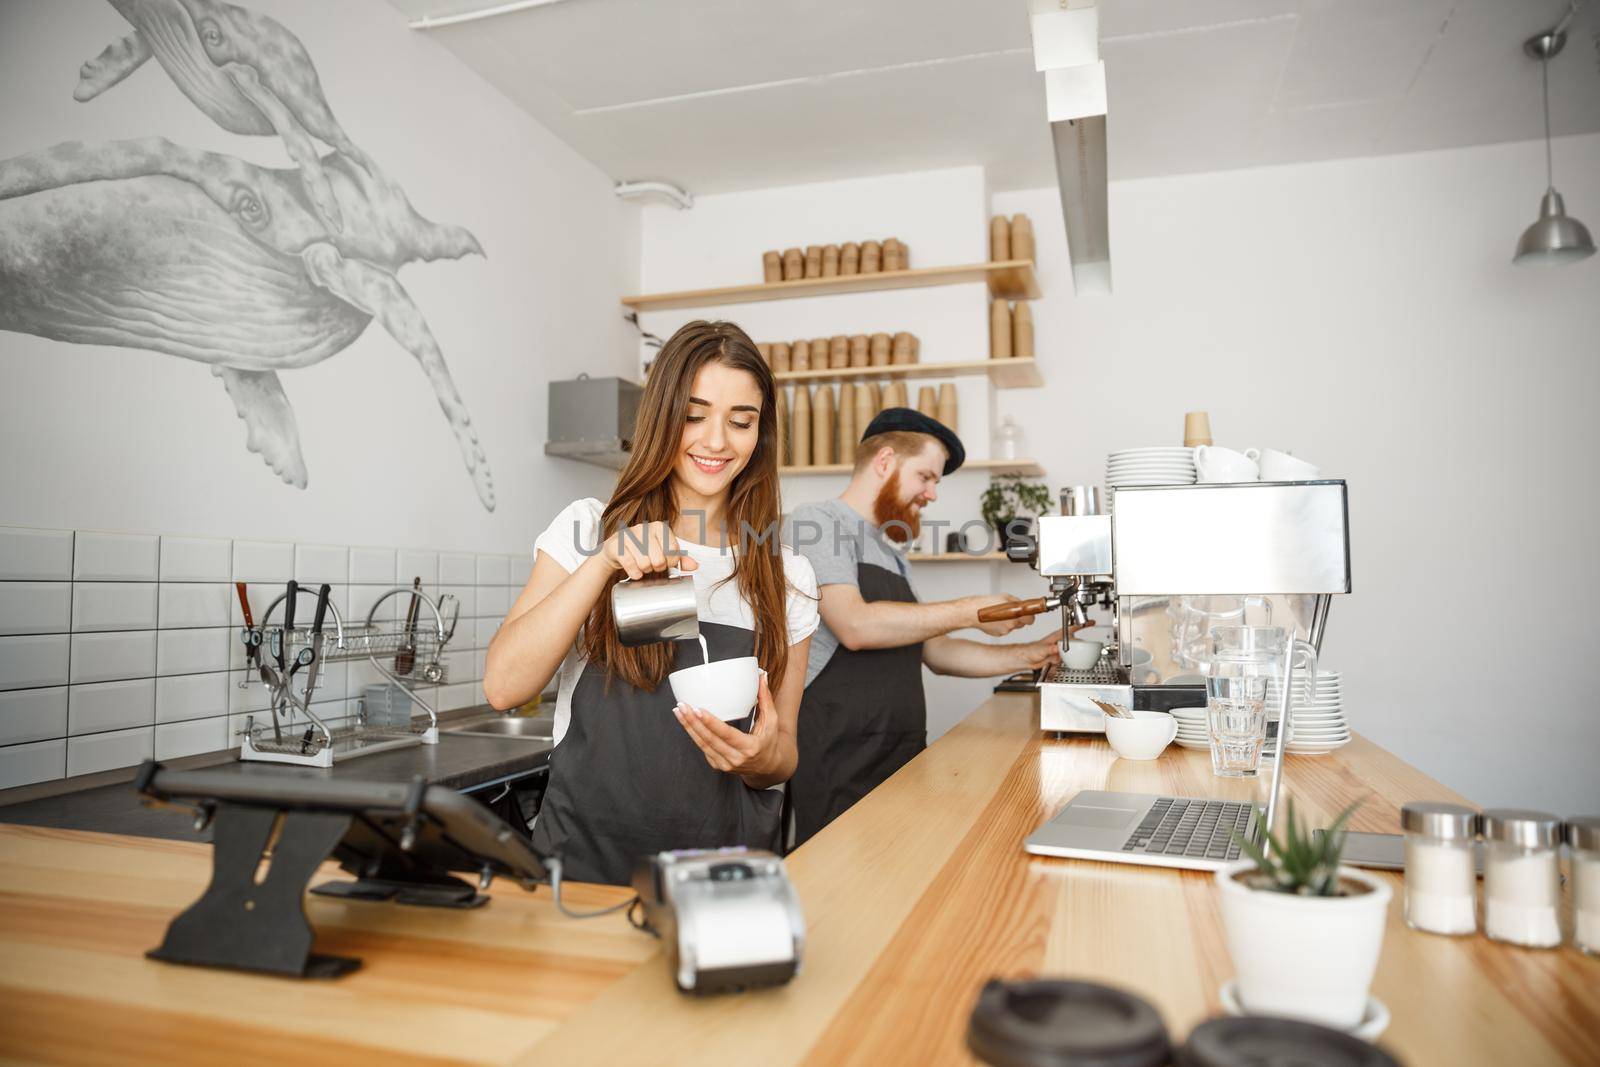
[532,498,820,744]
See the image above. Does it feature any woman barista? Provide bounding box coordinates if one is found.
[484,321,818,885]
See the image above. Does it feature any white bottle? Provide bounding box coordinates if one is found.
[994,415,1025,461]
[1481,808,1563,948]
[1400,801,1478,935]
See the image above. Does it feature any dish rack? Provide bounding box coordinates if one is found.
[238,585,461,768]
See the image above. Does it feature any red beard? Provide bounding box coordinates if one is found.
[872,470,921,543]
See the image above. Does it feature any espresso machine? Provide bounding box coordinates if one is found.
[984,481,1351,733]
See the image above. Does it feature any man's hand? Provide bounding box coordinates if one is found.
[969,593,1027,636]
[1012,628,1064,671]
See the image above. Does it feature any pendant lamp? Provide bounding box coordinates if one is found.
[1513,21,1595,265]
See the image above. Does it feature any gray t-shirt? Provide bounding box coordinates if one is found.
[786,499,919,685]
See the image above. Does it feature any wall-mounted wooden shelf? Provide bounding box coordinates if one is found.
[621,260,1040,311]
[776,357,1042,390]
[780,458,1043,478]
[905,552,1008,563]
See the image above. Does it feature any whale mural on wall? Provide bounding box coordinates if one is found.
[0,0,496,511]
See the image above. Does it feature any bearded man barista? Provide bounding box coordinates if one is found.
[784,409,1064,847]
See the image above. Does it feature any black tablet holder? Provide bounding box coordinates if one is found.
[135,764,491,979]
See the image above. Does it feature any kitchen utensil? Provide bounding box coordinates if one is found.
[812,384,835,465]
[775,387,789,465]
[1090,698,1136,720]
[791,386,811,465]
[990,301,1012,359]
[762,251,781,283]
[869,333,891,366]
[882,237,904,271]
[849,334,869,367]
[829,335,849,369]
[395,576,422,675]
[1192,445,1259,483]
[1256,448,1321,481]
[1011,302,1034,359]
[235,582,262,669]
[1065,641,1105,670]
[1206,626,1317,778]
[989,215,1010,261]
[840,242,860,275]
[1061,485,1103,516]
[1105,710,1178,760]
[892,331,915,364]
[936,383,957,432]
[293,583,332,708]
[803,245,822,278]
[860,239,881,272]
[781,248,803,281]
[669,657,759,722]
[1184,411,1213,447]
[821,244,839,277]
[1009,213,1035,262]
[612,573,700,647]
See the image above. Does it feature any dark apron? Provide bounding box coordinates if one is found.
[529,621,783,885]
[789,562,926,848]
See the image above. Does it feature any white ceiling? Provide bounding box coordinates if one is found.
[389,0,1600,194]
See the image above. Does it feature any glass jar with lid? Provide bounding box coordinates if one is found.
[1568,815,1600,956]
[1400,801,1479,935]
[1481,808,1562,948]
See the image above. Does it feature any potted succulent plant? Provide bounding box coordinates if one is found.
[979,475,1053,553]
[1217,801,1389,1031]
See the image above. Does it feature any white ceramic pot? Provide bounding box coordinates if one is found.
[1216,860,1391,1030]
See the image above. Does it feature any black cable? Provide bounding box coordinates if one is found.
[545,856,639,920]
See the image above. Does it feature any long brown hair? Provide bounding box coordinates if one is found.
[583,321,790,691]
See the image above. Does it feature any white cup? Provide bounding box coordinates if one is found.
[1064,640,1104,670]
[669,656,760,722]
[1256,448,1320,481]
[1192,445,1259,483]
[1104,710,1178,760]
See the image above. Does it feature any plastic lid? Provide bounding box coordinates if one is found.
[1567,815,1600,852]
[1179,1017,1404,1067]
[1480,808,1562,849]
[1399,801,1478,841]
[967,979,1172,1067]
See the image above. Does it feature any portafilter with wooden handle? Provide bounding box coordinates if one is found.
[976,595,1061,624]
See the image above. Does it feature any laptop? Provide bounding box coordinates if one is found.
[1025,725,1282,872]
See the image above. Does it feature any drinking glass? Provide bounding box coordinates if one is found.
[1205,626,1316,778]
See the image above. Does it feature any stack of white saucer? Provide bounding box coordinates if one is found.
[1105,448,1197,497]
[1269,669,1350,756]
[1171,704,1211,751]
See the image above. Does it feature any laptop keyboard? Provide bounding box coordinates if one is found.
[1121,798,1253,861]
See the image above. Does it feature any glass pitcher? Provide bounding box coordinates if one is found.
[1168,595,1273,672]
[1205,626,1317,778]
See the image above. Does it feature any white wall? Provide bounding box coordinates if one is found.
[0,0,639,784]
[994,134,1600,815]
[0,0,639,551]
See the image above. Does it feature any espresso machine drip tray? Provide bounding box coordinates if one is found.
[1041,661,1129,687]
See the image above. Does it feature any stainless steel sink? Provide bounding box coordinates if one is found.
[446,716,553,741]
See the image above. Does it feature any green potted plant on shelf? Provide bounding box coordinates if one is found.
[1217,800,1389,1032]
[979,475,1052,553]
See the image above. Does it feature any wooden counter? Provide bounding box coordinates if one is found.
[2,694,1595,1065]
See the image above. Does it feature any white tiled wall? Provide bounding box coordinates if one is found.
[0,525,530,789]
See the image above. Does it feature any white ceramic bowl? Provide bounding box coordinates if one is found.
[668,656,759,722]
[1104,710,1178,760]
[1064,640,1104,670]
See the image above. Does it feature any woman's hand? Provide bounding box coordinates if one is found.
[600,520,699,580]
[674,671,788,787]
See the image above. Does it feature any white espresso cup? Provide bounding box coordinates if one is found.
[669,657,760,722]
[1064,640,1104,670]
[1256,448,1321,481]
[1192,445,1259,483]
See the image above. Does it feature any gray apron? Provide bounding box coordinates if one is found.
[789,562,926,848]
[529,620,783,885]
